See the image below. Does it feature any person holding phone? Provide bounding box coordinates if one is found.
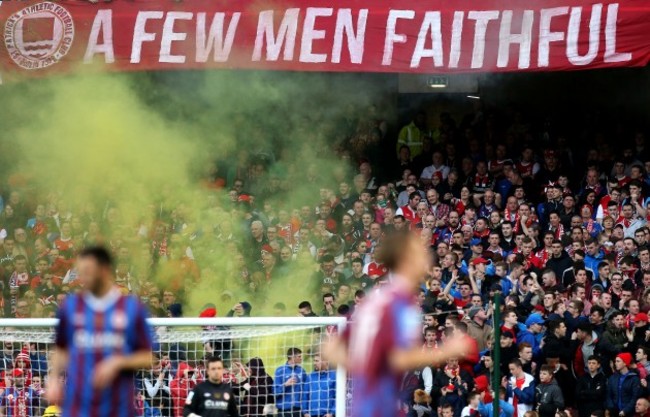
[503,359,536,417]
[273,348,307,417]
[144,356,173,417]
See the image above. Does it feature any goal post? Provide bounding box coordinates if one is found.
[0,316,348,417]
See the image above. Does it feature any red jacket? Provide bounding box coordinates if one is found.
[169,362,202,417]
[398,205,417,223]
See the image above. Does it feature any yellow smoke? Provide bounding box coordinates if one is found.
[0,70,388,317]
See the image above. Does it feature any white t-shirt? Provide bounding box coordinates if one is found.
[421,164,450,180]
[461,406,478,417]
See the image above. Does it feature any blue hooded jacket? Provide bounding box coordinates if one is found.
[584,251,605,278]
[274,362,308,411]
[303,370,336,415]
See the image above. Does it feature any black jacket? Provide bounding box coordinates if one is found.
[543,333,571,365]
[601,323,628,363]
[183,381,240,417]
[561,268,594,288]
[500,345,519,377]
[547,253,573,283]
[431,368,474,414]
[234,358,274,417]
[575,371,607,417]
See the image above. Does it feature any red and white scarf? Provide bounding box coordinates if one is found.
[473,173,491,189]
[535,248,550,267]
[618,218,633,229]
[550,223,565,240]
[504,207,518,223]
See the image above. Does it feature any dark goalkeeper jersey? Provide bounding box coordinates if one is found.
[183,381,240,417]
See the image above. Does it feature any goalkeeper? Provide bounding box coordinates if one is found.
[183,356,240,417]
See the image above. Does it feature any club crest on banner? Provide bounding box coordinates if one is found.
[4,2,74,70]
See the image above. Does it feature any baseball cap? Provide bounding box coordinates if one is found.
[472,257,489,266]
[470,238,482,247]
[525,313,545,327]
[635,313,649,323]
[468,306,482,319]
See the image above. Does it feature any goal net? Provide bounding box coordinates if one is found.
[0,317,348,417]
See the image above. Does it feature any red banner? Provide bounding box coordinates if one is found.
[1,0,650,78]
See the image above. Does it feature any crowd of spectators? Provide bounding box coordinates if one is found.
[136,346,335,417]
[1,101,650,417]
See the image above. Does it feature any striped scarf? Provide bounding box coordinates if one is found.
[550,223,565,240]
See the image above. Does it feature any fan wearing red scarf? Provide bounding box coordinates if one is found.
[513,203,538,236]
[580,205,603,238]
[535,232,555,268]
[518,237,544,271]
[617,202,644,238]
[547,212,565,240]
[433,358,475,416]
[504,359,535,417]
[470,162,494,194]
